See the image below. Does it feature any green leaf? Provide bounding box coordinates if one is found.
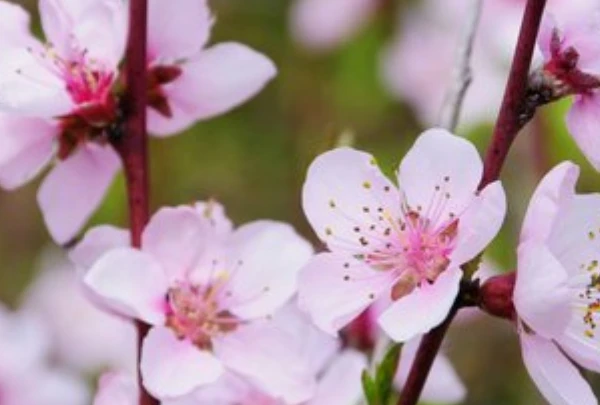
[375,343,402,404]
[362,369,379,405]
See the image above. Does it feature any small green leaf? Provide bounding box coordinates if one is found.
[362,369,379,405]
[375,343,402,404]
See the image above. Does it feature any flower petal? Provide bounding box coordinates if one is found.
[142,206,208,282]
[520,161,579,244]
[398,128,482,226]
[214,321,316,404]
[141,326,223,399]
[223,221,313,319]
[148,43,276,136]
[0,2,33,49]
[514,242,571,339]
[451,181,506,264]
[520,332,596,405]
[395,337,466,404]
[298,253,395,335]
[94,372,137,405]
[378,267,461,342]
[566,95,600,171]
[0,47,74,117]
[38,144,120,244]
[307,349,367,405]
[0,113,55,190]
[558,327,600,374]
[302,147,401,254]
[83,247,167,324]
[147,0,212,61]
[69,225,129,269]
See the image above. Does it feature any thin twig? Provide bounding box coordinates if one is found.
[111,0,156,404]
[438,0,483,131]
[397,1,547,405]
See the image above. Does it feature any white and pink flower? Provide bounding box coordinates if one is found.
[298,128,506,342]
[76,202,315,401]
[514,162,600,405]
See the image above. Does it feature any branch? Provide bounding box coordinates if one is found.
[397,2,547,405]
[480,0,548,189]
[112,0,156,404]
[438,0,483,131]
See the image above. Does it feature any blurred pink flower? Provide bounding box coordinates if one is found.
[0,304,89,405]
[289,0,376,52]
[22,249,136,375]
[381,0,517,127]
[77,202,315,401]
[537,1,600,170]
[94,372,138,405]
[514,162,600,405]
[146,0,277,136]
[298,128,506,342]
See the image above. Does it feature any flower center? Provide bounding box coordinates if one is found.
[166,282,239,349]
[578,260,600,339]
[365,210,458,300]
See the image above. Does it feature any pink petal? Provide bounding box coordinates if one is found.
[566,95,600,171]
[69,225,129,269]
[520,161,579,244]
[94,372,137,405]
[142,206,208,282]
[38,144,120,244]
[27,369,90,405]
[194,200,233,238]
[395,337,466,404]
[148,43,276,137]
[514,243,571,339]
[451,181,506,264]
[39,0,126,66]
[378,267,461,342]
[141,326,223,399]
[290,0,374,51]
[398,129,483,226]
[147,0,212,61]
[0,2,33,49]
[223,221,313,319]
[0,47,74,117]
[558,328,600,373]
[537,14,557,61]
[302,147,401,254]
[214,321,316,404]
[298,253,394,335]
[0,113,55,190]
[83,247,167,324]
[520,332,596,405]
[307,349,367,405]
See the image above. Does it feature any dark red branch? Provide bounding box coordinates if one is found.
[112,0,156,404]
[397,2,547,405]
[479,0,548,189]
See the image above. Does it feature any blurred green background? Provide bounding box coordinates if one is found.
[1,1,599,404]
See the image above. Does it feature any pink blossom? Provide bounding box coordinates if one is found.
[0,304,89,405]
[145,0,277,136]
[514,162,600,405]
[0,0,124,243]
[298,128,506,342]
[289,0,376,52]
[537,0,600,170]
[78,202,315,401]
[22,249,137,374]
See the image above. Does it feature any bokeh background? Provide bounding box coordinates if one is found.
[1,0,599,404]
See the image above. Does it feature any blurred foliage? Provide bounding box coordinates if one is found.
[1,1,599,404]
